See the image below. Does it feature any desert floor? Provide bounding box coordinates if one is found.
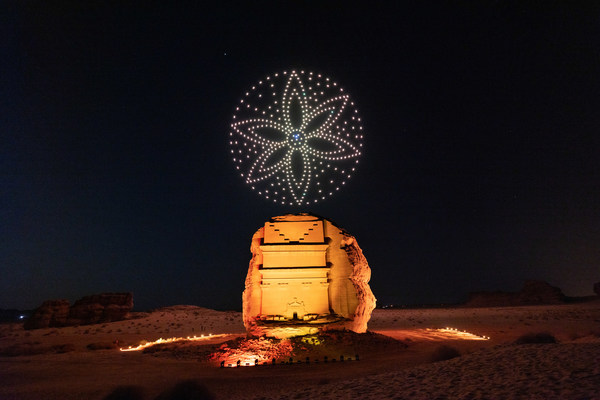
[1,301,600,400]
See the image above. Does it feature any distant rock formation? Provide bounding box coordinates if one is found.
[522,280,566,304]
[24,299,70,330]
[24,293,133,330]
[465,280,565,307]
[594,281,600,296]
[68,293,133,325]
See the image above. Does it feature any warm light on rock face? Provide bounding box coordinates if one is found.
[243,214,376,337]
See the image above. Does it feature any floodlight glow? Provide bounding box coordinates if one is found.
[229,70,364,205]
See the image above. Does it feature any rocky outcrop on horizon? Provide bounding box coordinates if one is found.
[24,293,133,330]
[23,299,70,330]
[594,281,600,296]
[465,280,565,307]
[67,293,133,326]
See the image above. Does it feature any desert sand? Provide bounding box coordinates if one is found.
[1,301,599,399]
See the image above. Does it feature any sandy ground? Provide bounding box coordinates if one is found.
[1,301,599,399]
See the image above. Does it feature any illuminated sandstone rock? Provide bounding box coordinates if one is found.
[242,214,376,337]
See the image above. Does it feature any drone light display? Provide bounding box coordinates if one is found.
[229,70,364,206]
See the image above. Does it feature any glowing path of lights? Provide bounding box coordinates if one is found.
[119,333,229,352]
[432,327,491,341]
[374,327,491,342]
[119,328,489,369]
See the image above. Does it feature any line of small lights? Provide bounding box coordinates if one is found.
[229,69,364,205]
[222,354,360,368]
[119,333,227,352]
[435,327,491,340]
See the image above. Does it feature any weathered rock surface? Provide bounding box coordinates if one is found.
[341,233,375,333]
[242,228,264,336]
[24,293,133,329]
[465,280,565,307]
[24,299,70,330]
[68,293,133,325]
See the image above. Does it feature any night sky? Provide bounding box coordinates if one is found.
[2,2,599,311]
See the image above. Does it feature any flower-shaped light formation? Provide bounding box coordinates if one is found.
[229,70,364,206]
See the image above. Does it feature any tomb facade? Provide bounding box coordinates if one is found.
[242,214,376,337]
